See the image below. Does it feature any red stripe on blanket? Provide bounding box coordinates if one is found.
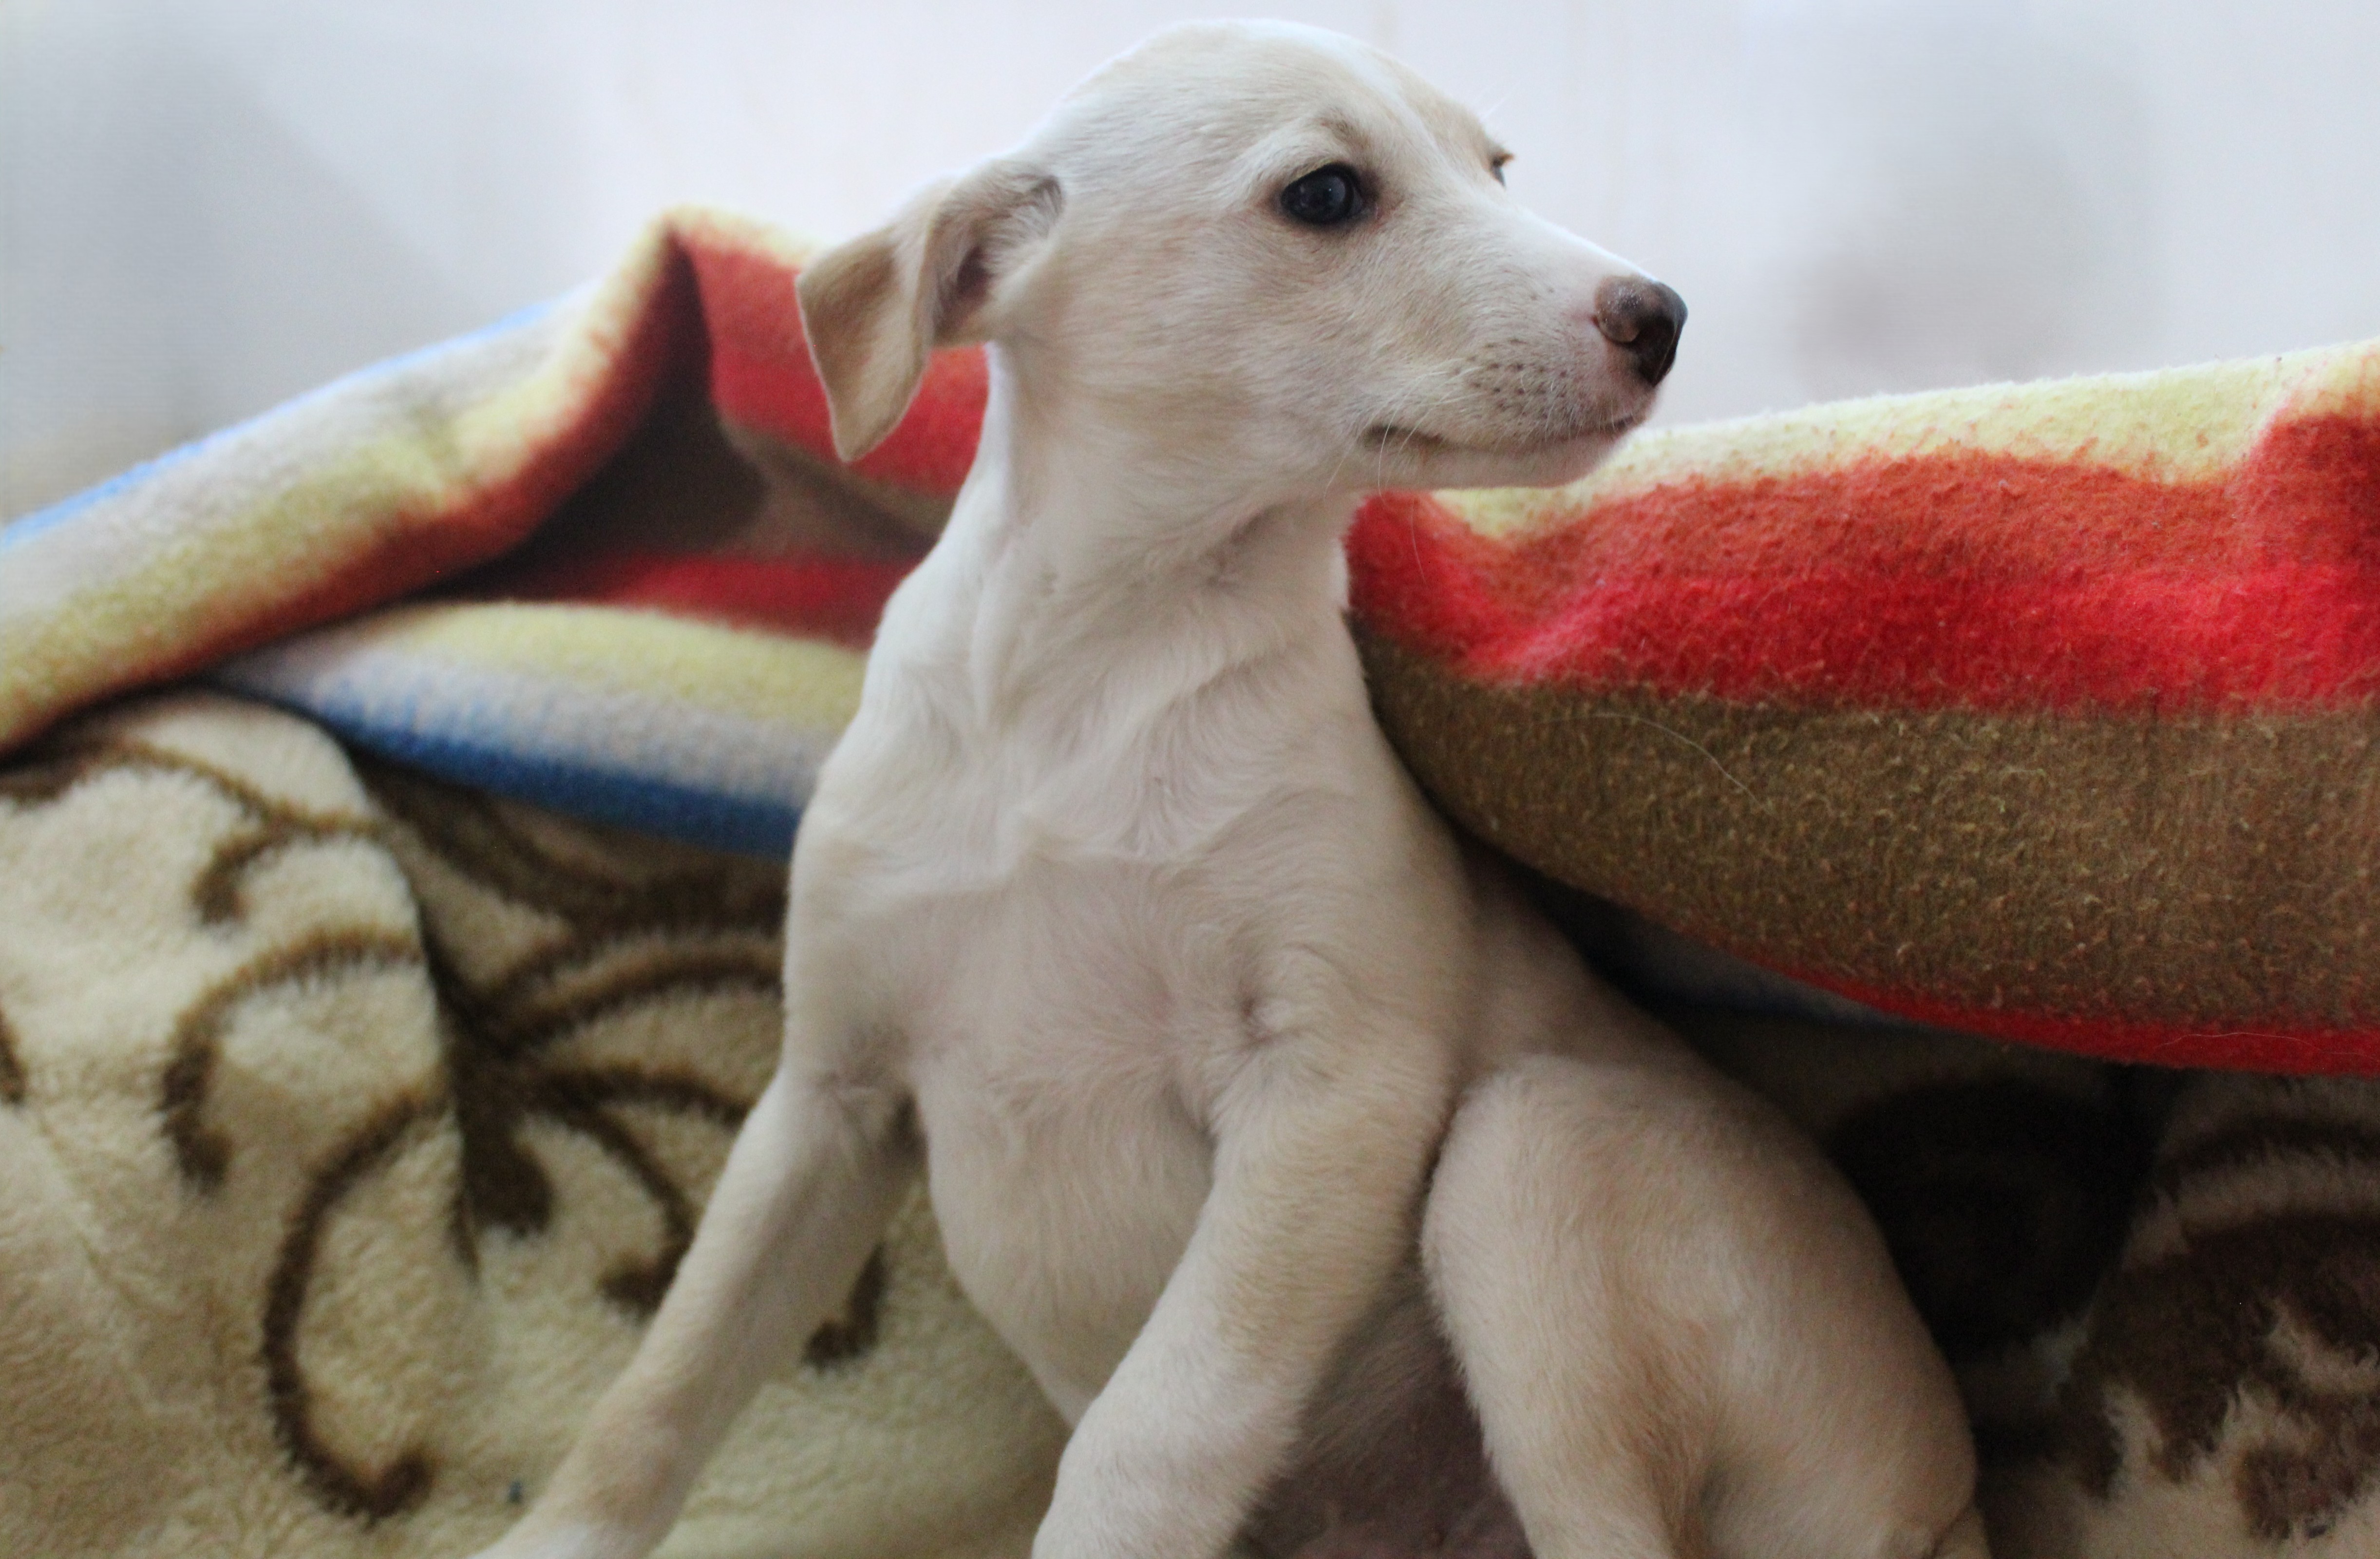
[1349,411,2380,713]
[459,550,916,648]
[687,239,987,497]
[1785,973,2380,1076]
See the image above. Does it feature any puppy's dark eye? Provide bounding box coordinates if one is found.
[1490,153,1512,186]
[1281,164,1364,226]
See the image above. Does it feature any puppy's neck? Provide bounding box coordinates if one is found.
[922,343,1361,713]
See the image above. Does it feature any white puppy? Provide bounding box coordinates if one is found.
[475,22,1985,1559]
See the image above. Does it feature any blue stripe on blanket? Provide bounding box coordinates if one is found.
[269,698,801,859]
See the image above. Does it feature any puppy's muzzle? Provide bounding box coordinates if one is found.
[1594,277,1687,388]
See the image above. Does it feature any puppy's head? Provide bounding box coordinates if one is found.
[799,21,1682,496]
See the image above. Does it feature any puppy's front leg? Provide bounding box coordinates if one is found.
[475,1059,914,1559]
[1033,1007,1450,1559]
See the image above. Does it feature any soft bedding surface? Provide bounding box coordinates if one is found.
[0,691,1063,1558]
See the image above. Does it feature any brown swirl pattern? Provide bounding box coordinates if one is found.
[4,730,882,1526]
[2051,1105,2380,1543]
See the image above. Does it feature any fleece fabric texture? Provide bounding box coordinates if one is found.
[1349,344,2380,1072]
[0,690,1065,1559]
[9,689,2368,1559]
[15,698,2380,1559]
[1685,1011,2380,1556]
[2,203,2376,1078]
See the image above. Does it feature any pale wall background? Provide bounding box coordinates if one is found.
[6,0,2378,518]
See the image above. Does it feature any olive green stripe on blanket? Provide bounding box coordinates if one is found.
[1360,633,2380,1042]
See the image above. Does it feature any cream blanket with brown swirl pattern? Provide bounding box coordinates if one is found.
[0,690,1063,1558]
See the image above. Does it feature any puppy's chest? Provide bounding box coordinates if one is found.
[817,665,1379,1404]
[901,869,1234,1412]
[858,716,1302,1104]
[847,619,1361,873]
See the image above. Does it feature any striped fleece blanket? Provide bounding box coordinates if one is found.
[7,205,2378,1073]
[2,209,933,861]
[1348,342,2380,1073]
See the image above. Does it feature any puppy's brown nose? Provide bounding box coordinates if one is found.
[1594,277,1687,387]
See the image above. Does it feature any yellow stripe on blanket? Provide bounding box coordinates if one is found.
[1444,339,2361,543]
[314,602,869,729]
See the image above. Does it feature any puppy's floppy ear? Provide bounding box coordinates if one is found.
[796,158,1063,463]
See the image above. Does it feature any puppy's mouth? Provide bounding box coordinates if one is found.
[1359,413,1646,456]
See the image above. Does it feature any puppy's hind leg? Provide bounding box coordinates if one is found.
[473,1060,917,1559]
[1423,1053,1985,1559]
[1423,1055,1715,1559]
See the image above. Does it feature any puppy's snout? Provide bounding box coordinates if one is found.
[1594,277,1686,388]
